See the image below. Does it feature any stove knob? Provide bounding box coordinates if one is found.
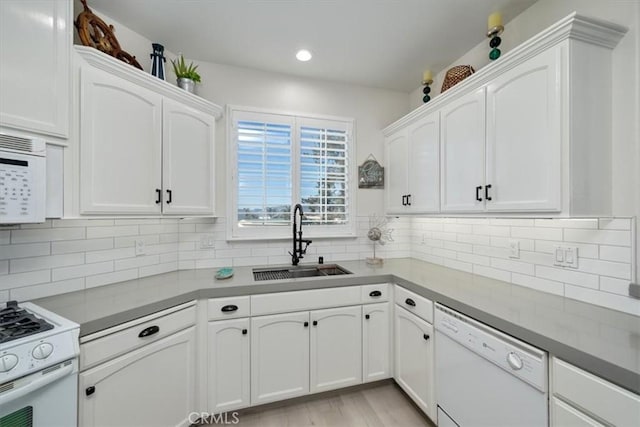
[0,354,19,372]
[32,343,53,360]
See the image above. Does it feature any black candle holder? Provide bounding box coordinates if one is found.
[150,43,166,80]
[422,78,433,103]
[487,25,504,61]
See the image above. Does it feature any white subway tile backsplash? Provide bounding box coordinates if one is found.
[598,218,632,230]
[1,242,51,259]
[52,238,113,254]
[0,270,50,290]
[139,261,177,277]
[0,261,7,275]
[534,240,599,259]
[86,225,139,239]
[114,255,159,271]
[0,231,9,245]
[511,226,562,241]
[10,278,85,301]
[473,265,511,282]
[85,247,136,264]
[578,258,631,280]
[564,284,640,316]
[11,227,85,243]
[599,245,631,263]
[511,273,564,296]
[599,276,631,296]
[10,253,85,274]
[564,229,631,246]
[534,218,598,229]
[53,261,113,282]
[490,258,535,276]
[86,269,138,289]
[536,265,599,289]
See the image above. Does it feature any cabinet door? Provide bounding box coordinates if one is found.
[394,306,435,419]
[486,47,562,211]
[208,318,250,413]
[79,327,196,427]
[385,130,408,213]
[310,305,362,393]
[251,312,309,405]
[407,111,440,212]
[162,98,215,215]
[0,0,70,137]
[80,66,163,214]
[440,88,486,212]
[363,302,390,383]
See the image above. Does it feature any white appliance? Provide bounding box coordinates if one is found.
[435,303,548,427]
[0,301,80,427]
[0,133,46,224]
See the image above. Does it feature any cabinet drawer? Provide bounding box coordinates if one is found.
[208,296,250,320]
[361,284,390,303]
[251,286,361,316]
[552,397,605,427]
[394,286,433,323]
[552,358,640,426]
[80,303,196,371]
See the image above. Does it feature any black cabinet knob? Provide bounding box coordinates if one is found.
[369,290,382,297]
[312,320,318,326]
[405,298,416,307]
[423,334,430,341]
[242,329,247,335]
[221,305,238,312]
[365,314,370,320]
[86,386,95,396]
[304,321,309,327]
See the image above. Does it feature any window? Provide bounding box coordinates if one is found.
[228,106,355,239]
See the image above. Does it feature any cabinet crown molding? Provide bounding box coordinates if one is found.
[382,12,627,136]
[75,46,223,119]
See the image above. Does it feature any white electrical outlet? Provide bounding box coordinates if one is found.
[134,239,145,256]
[200,235,215,249]
[509,240,520,258]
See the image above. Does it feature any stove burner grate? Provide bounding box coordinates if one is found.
[0,301,54,344]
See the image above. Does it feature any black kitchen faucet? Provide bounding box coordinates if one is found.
[289,204,312,266]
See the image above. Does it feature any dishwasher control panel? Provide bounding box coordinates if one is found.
[435,304,548,392]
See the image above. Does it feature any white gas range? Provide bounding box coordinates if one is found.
[0,300,80,426]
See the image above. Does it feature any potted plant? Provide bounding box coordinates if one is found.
[171,54,201,93]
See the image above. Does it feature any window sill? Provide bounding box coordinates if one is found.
[226,233,358,242]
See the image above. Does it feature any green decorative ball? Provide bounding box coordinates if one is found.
[489,48,501,60]
[423,95,431,103]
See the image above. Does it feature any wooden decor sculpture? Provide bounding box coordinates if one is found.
[75,0,143,70]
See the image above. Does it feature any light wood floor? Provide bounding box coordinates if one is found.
[204,381,435,427]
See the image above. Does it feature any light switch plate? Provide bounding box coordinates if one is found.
[200,235,215,249]
[509,240,520,259]
[554,245,578,268]
[134,239,145,256]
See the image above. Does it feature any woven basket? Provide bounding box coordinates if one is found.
[441,65,475,93]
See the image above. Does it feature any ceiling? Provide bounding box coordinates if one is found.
[89,0,537,92]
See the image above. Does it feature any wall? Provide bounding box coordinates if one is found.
[408,0,640,281]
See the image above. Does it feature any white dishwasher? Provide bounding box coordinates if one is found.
[435,304,548,427]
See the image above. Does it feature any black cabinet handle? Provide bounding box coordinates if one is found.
[476,186,483,202]
[155,189,162,204]
[138,325,159,338]
[405,298,416,307]
[86,386,95,396]
[369,290,382,297]
[423,334,430,341]
[401,195,407,206]
[485,184,492,201]
[221,304,238,312]
[312,320,318,326]
[242,329,248,335]
[365,314,370,320]
[166,189,172,204]
[304,321,309,327]
[407,194,411,206]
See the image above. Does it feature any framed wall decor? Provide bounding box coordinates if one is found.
[358,154,384,189]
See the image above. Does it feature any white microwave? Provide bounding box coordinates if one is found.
[0,134,46,223]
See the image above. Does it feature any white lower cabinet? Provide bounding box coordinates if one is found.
[208,318,250,413]
[79,327,197,427]
[250,311,310,405]
[394,305,435,419]
[310,306,362,393]
[363,302,391,382]
[551,358,640,427]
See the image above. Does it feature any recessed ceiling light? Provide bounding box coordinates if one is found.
[296,49,312,62]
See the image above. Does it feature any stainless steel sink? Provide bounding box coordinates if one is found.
[253,264,352,281]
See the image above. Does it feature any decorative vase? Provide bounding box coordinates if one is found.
[177,77,195,93]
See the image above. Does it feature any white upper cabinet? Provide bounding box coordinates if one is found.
[440,89,486,213]
[486,46,562,212]
[385,111,440,214]
[384,130,408,213]
[0,0,71,138]
[73,47,222,217]
[80,67,163,215]
[162,98,216,215]
[383,14,626,217]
